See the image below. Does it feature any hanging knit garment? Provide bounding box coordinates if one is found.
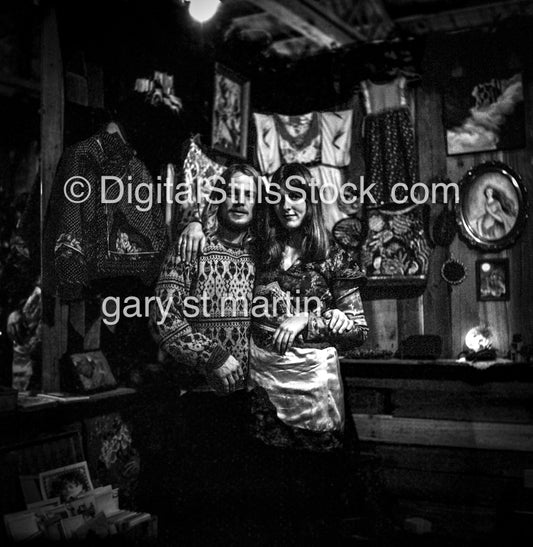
[44,130,167,301]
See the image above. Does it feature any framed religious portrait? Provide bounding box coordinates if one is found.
[476,258,510,302]
[443,72,525,155]
[211,63,250,159]
[455,161,528,252]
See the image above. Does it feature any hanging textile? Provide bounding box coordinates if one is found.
[361,76,416,206]
[253,113,281,176]
[173,139,226,236]
[274,112,321,164]
[320,110,353,167]
[44,130,168,301]
[253,109,353,174]
[360,204,431,279]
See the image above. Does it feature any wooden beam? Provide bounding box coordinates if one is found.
[41,4,65,393]
[396,0,533,35]
[354,413,533,452]
[242,0,353,48]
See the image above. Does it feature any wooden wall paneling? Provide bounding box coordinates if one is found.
[380,467,520,507]
[362,299,398,352]
[447,153,488,356]
[502,74,533,347]
[396,499,498,540]
[416,84,452,355]
[353,413,533,452]
[41,5,65,392]
[397,296,424,342]
[361,442,533,479]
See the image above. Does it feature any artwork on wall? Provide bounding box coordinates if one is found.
[359,203,431,285]
[476,258,510,302]
[455,161,528,252]
[211,63,250,159]
[443,72,525,156]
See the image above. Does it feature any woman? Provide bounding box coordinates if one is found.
[475,185,517,240]
[248,163,368,541]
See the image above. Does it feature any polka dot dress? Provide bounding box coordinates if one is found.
[363,106,417,206]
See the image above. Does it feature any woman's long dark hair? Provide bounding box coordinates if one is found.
[259,163,329,268]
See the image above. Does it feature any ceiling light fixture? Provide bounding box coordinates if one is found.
[189,0,220,23]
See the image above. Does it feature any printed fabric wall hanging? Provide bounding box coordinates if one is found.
[360,203,431,292]
[253,109,353,175]
[212,63,250,159]
[172,138,226,238]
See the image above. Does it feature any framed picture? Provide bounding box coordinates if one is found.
[211,63,250,159]
[444,71,525,155]
[456,161,528,252]
[476,258,509,301]
[39,462,94,503]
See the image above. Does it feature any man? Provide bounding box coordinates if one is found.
[151,163,260,544]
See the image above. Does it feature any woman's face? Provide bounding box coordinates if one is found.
[274,184,307,231]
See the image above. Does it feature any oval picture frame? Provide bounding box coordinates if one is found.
[455,161,528,251]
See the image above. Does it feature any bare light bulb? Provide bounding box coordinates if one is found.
[189,0,220,23]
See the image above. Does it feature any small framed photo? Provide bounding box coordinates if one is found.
[456,161,528,252]
[211,63,250,159]
[39,462,94,503]
[476,258,510,301]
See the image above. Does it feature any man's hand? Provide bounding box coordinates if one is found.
[206,355,243,395]
[323,309,353,335]
[272,313,308,355]
[178,221,205,263]
[7,310,25,345]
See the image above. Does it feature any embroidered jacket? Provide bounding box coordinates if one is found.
[44,130,167,300]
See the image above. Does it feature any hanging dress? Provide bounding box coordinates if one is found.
[361,75,417,206]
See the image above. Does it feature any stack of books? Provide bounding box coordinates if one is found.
[3,461,156,542]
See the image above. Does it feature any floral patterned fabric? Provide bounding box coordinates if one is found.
[173,139,226,237]
[360,205,431,278]
[249,242,368,452]
[84,413,140,509]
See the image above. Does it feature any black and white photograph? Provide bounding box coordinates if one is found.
[1,1,533,546]
[38,463,94,503]
[476,258,510,301]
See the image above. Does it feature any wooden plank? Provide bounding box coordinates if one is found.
[415,85,453,356]
[361,299,398,353]
[353,413,533,451]
[396,498,497,539]
[391,389,533,423]
[41,5,65,392]
[360,442,533,479]
[381,467,520,506]
[346,377,533,397]
[244,0,353,48]
[397,296,424,341]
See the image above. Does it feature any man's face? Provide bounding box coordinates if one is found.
[218,172,256,232]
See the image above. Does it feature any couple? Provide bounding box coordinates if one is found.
[152,162,368,543]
